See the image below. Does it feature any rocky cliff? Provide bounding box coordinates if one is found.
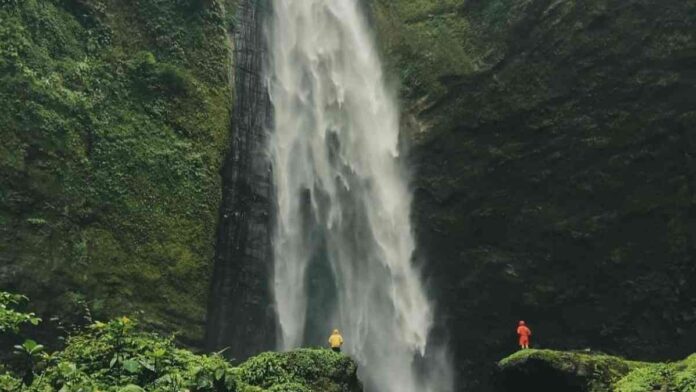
[0,0,237,344]
[369,0,696,390]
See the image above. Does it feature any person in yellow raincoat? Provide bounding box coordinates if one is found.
[328,329,343,353]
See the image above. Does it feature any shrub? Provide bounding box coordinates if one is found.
[27,318,239,391]
[0,292,360,392]
[0,292,41,334]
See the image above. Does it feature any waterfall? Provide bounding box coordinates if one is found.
[267,1,452,391]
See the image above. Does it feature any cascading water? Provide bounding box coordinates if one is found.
[267,1,452,391]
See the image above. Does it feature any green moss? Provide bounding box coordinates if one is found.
[369,0,507,99]
[501,349,642,390]
[0,0,236,342]
[499,350,696,392]
[500,349,644,370]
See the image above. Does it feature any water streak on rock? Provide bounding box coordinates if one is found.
[206,0,275,360]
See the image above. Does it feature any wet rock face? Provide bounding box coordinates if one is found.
[370,0,696,390]
[206,0,275,360]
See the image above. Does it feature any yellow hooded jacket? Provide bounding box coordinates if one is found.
[328,330,343,348]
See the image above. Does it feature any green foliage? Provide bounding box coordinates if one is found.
[0,291,45,386]
[267,383,310,392]
[0,312,359,392]
[0,288,360,392]
[13,338,46,385]
[614,364,672,392]
[0,0,236,341]
[500,350,696,392]
[239,349,356,389]
[20,318,238,391]
[13,339,45,360]
[615,354,696,392]
[0,292,40,333]
[369,0,498,99]
[0,373,23,391]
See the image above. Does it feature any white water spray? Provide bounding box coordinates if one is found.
[267,1,452,391]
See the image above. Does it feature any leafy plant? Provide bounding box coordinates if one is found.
[0,290,360,392]
[0,292,41,334]
[12,319,360,392]
[13,339,46,385]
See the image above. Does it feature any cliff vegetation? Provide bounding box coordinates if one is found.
[0,0,238,343]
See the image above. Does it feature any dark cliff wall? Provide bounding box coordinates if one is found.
[371,0,696,390]
[205,0,275,360]
[0,0,236,344]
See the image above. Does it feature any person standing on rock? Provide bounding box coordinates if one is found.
[328,329,344,353]
[517,321,532,350]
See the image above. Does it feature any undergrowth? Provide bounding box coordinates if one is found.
[0,291,359,392]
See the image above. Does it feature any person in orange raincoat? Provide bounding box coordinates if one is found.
[517,321,532,349]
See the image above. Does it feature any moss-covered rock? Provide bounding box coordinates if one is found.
[0,0,238,343]
[497,349,696,392]
[368,0,696,390]
[497,349,643,391]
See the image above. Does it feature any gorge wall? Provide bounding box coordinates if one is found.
[369,0,696,390]
[0,0,237,344]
